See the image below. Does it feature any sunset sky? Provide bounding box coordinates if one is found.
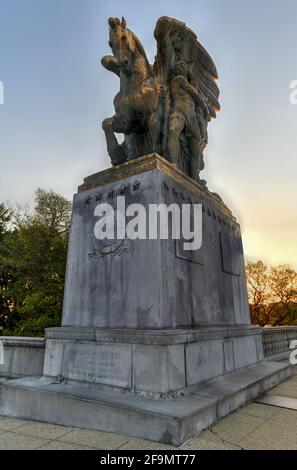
[0,0,296,268]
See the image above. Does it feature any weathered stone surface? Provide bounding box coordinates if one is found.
[43,340,64,378]
[0,361,290,446]
[223,340,235,373]
[233,336,259,369]
[63,342,132,388]
[63,158,248,330]
[186,340,224,385]
[0,337,45,379]
[46,325,262,345]
[192,361,291,419]
[43,326,265,394]
[132,344,186,394]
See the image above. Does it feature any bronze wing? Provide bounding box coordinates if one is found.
[154,16,220,119]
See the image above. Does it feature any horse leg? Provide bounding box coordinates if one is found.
[102,117,128,165]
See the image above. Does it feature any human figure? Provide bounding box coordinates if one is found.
[168,61,209,181]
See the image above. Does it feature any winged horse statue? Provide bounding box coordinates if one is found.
[101,16,220,183]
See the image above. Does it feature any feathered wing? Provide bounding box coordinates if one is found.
[154,16,220,119]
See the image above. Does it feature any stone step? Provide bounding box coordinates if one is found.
[0,360,290,446]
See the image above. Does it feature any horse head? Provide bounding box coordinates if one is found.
[108,17,150,76]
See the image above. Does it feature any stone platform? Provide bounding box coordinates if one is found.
[1,366,297,450]
[0,360,290,446]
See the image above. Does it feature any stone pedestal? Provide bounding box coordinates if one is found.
[0,154,291,446]
[43,153,262,395]
[62,153,249,330]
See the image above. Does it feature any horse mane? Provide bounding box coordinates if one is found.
[127,28,151,70]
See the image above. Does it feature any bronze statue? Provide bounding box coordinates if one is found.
[168,60,209,182]
[101,16,220,184]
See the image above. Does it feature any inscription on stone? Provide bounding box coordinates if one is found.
[64,342,132,388]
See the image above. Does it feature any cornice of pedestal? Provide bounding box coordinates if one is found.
[45,325,262,345]
[78,153,236,221]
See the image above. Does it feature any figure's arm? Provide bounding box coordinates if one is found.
[101,56,121,77]
[184,82,208,118]
[174,76,209,118]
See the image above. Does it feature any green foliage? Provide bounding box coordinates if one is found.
[0,203,12,241]
[0,190,71,337]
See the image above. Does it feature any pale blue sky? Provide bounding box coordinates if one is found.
[0,0,296,266]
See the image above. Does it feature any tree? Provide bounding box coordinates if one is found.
[269,265,297,324]
[246,260,297,326]
[0,203,15,329]
[0,203,12,240]
[33,188,72,235]
[0,190,71,336]
[246,261,272,326]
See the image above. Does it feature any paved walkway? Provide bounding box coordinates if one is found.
[1,367,297,450]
